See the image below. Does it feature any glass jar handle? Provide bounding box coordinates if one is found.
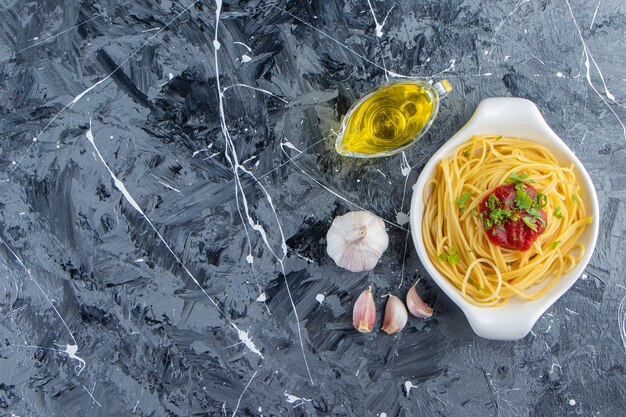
[433,79,452,99]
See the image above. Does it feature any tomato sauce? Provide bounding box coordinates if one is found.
[478,183,547,251]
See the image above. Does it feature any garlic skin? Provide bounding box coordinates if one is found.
[382,295,408,334]
[353,287,376,333]
[406,284,433,318]
[326,211,389,272]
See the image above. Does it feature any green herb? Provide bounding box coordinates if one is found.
[551,241,561,250]
[487,194,500,211]
[463,148,471,158]
[572,194,579,204]
[482,216,493,231]
[526,207,546,228]
[513,235,519,241]
[495,135,504,141]
[522,216,538,232]
[490,208,512,225]
[456,191,472,212]
[439,246,460,266]
[514,186,533,210]
[509,172,530,184]
[554,206,562,219]
[526,207,541,218]
[534,193,547,208]
[471,209,479,218]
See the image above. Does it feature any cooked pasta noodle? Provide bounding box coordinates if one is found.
[421,135,593,307]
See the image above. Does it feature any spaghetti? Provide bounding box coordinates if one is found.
[421,135,592,307]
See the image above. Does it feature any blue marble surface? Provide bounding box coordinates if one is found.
[0,0,625,416]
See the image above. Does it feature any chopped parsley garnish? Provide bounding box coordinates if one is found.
[554,206,562,219]
[514,185,533,210]
[490,208,512,225]
[439,246,460,266]
[534,193,547,208]
[572,194,579,204]
[526,207,546,228]
[483,174,547,238]
[481,213,493,230]
[456,191,472,212]
[551,241,561,250]
[463,148,471,158]
[522,216,538,231]
[487,194,500,211]
[509,172,530,184]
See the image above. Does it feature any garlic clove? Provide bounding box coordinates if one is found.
[406,284,433,318]
[382,295,408,334]
[326,211,389,272]
[353,287,376,333]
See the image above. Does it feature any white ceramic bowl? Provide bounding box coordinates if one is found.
[409,97,600,341]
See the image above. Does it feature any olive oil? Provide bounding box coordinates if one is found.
[335,80,451,158]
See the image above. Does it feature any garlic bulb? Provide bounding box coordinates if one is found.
[326,211,389,272]
[382,295,408,334]
[406,283,433,318]
[353,287,376,333]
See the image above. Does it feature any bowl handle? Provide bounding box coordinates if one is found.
[460,97,564,141]
[462,307,539,341]
[468,97,543,122]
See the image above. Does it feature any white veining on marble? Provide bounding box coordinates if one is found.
[233,41,252,51]
[85,121,263,358]
[223,84,288,103]
[0,237,85,373]
[395,212,409,226]
[564,0,625,139]
[82,381,102,407]
[284,391,312,408]
[618,292,626,353]
[231,370,258,417]
[397,152,429,287]
[268,3,406,77]
[212,0,312,383]
[150,174,182,193]
[59,344,86,376]
[11,0,201,171]
[404,380,418,397]
[487,0,531,58]
[3,0,136,59]
[366,0,395,37]
[280,146,408,232]
[400,151,411,177]
[431,58,456,78]
[280,139,304,153]
[365,0,397,81]
[590,0,602,29]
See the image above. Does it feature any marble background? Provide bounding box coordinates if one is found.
[0,0,625,416]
